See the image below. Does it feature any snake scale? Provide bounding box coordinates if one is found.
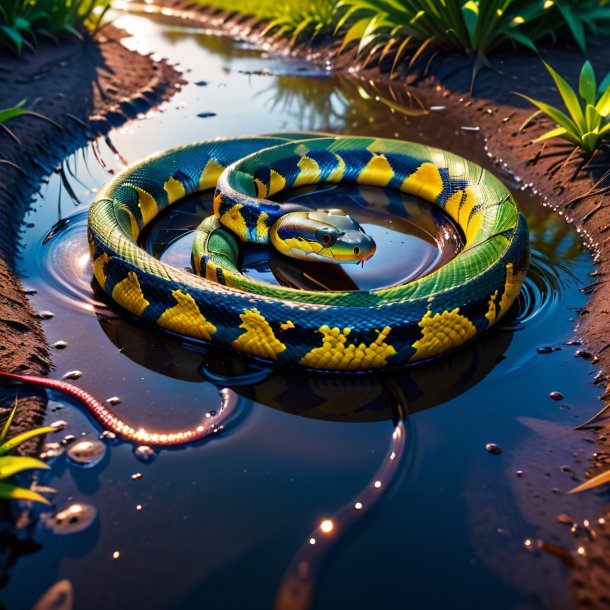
[87,133,530,372]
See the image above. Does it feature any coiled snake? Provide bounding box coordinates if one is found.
[86,133,529,372]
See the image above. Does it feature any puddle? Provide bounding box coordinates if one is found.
[0,10,605,610]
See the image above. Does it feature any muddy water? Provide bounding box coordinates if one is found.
[0,10,605,610]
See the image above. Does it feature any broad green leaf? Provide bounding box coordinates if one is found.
[581,130,600,153]
[0,25,22,54]
[570,468,610,494]
[0,426,56,456]
[599,122,610,136]
[0,481,50,504]
[533,126,573,143]
[556,0,586,52]
[515,92,580,136]
[543,61,586,132]
[585,103,601,132]
[340,18,369,51]
[596,86,610,118]
[507,30,537,52]
[579,61,596,105]
[0,456,49,479]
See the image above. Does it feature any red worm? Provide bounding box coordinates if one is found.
[0,371,238,447]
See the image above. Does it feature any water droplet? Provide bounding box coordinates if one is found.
[62,370,82,380]
[131,472,143,481]
[516,470,524,477]
[53,341,68,349]
[100,430,117,441]
[50,420,68,430]
[46,503,97,534]
[486,443,502,455]
[38,310,54,320]
[112,551,120,560]
[66,440,106,467]
[60,434,76,447]
[136,504,143,512]
[106,396,121,405]
[550,391,564,401]
[133,446,155,462]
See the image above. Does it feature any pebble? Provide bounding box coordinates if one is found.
[131,473,143,481]
[66,440,107,468]
[485,443,502,455]
[46,503,97,534]
[536,346,554,354]
[50,420,68,430]
[53,341,68,349]
[37,311,54,320]
[550,391,564,401]
[62,370,82,380]
[100,430,117,441]
[106,397,121,405]
[133,446,156,462]
[197,112,217,118]
[516,470,524,477]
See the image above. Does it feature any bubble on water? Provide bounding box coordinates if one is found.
[46,503,97,534]
[62,370,82,380]
[100,430,117,442]
[133,446,156,463]
[66,440,106,467]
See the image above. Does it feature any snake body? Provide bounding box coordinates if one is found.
[88,134,530,372]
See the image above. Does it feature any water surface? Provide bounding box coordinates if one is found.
[0,11,604,610]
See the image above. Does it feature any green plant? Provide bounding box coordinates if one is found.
[262,0,335,44]
[195,0,335,43]
[518,60,610,153]
[0,0,111,54]
[335,0,610,75]
[0,398,55,504]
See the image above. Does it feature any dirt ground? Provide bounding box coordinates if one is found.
[3,2,610,606]
[0,26,182,439]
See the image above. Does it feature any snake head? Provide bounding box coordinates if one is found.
[269,209,376,264]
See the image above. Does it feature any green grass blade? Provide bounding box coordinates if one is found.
[515,92,580,135]
[543,61,586,132]
[0,399,17,443]
[0,426,56,456]
[0,456,49,478]
[0,481,50,504]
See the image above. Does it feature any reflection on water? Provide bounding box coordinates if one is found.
[0,9,605,610]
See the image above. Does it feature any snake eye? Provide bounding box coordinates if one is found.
[316,228,338,247]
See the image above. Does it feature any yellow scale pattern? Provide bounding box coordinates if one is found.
[157,290,217,341]
[299,326,396,371]
[232,308,287,360]
[409,308,477,361]
[112,272,150,317]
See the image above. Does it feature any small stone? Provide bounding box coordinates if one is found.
[133,446,156,462]
[106,397,121,405]
[556,514,574,525]
[486,443,502,455]
[50,420,68,430]
[197,112,216,118]
[516,470,524,477]
[194,80,208,86]
[100,430,117,441]
[131,473,143,481]
[575,349,593,360]
[53,341,68,349]
[37,311,54,319]
[550,391,564,401]
[536,346,554,354]
[67,440,106,467]
[60,434,76,446]
[62,370,82,380]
